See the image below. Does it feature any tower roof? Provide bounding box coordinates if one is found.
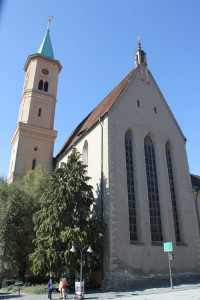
[37,26,54,58]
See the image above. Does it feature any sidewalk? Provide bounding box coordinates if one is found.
[1,282,200,300]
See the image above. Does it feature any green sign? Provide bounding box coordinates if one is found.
[163,242,173,252]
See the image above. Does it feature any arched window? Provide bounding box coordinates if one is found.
[44,81,49,92]
[166,142,180,242]
[144,135,162,242]
[38,80,43,90]
[125,129,137,241]
[32,159,36,170]
[82,140,88,175]
[38,108,42,117]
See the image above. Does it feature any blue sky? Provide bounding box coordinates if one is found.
[0,0,199,178]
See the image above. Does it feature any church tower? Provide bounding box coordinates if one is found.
[8,20,62,183]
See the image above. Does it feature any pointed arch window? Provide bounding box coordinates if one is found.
[125,130,137,241]
[82,140,88,176]
[32,159,36,170]
[144,135,162,242]
[44,81,49,92]
[166,142,180,242]
[38,80,43,90]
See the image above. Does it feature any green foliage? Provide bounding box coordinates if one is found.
[0,166,50,280]
[30,148,105,278]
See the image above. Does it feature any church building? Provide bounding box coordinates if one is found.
[8,24,200,289]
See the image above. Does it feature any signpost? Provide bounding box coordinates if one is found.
[163,242,173,289]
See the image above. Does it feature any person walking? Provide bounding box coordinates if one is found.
[48,278,53,299]
[59,277,63,299]
[62,278,69,300]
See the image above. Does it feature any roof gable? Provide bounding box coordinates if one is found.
[56,68,136,159]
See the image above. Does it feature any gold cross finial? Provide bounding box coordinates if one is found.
[47,16,54,30]
[137,36,141,50]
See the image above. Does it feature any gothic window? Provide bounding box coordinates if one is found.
[44,81,49,92]
[32,159,36,170]
[125,130,137,241]
[82,140,88,175]
[166,142,180,242]
[144,135,162,242]
[38,80,43,90]
[38,108,42,117]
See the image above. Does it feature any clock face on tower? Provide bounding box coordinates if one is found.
[42,68,49,75]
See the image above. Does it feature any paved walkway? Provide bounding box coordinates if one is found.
[1,283,200,300]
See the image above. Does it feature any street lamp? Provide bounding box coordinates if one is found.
[70,245,93,298]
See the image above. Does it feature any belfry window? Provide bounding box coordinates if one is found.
[38,80,49,92]
[125,130,137,241]
[166,143,180,242]
[44,81,49,92]
[38,80,43,90]
[144,135,162,242]
[32,159,36,170]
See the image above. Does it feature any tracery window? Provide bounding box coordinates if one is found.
[125,130,137,241]
[82,140,88,176]
[166,143,180,242]
[144,135,162,242]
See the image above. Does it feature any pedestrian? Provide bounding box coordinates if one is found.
[62,278,69,300]
[59,277,63,299]
[48,278,53,299]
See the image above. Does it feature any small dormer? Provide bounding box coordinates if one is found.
[134,38,147,67]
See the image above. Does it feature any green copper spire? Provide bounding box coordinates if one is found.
[37,17,54,58]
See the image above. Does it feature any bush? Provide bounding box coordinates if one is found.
[2,279,17,288]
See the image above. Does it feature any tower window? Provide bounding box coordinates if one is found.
[125,130,137,242]
[38,80,43,90]
[44,81,49,92]
[137,100,140,107]
[38,108,42,117]
[144,135,162,242]
[32,159,36,170]
[154,107,157,114]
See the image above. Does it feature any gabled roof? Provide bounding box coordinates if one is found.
[38,28,54,59]
[56,68,136,159]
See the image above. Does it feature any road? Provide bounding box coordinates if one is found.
[1,283,200,300]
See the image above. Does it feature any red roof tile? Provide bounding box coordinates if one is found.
[56,68,136,159]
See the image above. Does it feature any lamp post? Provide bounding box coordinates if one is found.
[70,245,93,298]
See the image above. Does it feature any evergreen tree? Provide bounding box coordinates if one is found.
[30,148,105,278]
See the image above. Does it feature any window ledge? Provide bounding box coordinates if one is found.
[130,241,144,245]
[176,242,188,246]
[151,242,163,246]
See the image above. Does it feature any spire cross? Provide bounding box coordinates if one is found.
[47,16,54,30]
[137,36,141,50]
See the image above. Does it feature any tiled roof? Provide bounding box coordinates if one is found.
[56,67,136,159]
[38,29,54,59]
[191,174,200,189]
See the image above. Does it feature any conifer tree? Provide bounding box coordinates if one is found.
[30,148,105,278]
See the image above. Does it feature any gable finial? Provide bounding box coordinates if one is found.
[137,36,141,50]
[47,16,54,30]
